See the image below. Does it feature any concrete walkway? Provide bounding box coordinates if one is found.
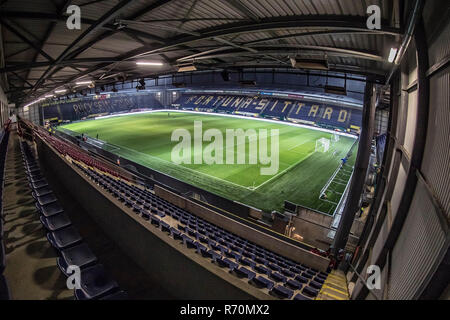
[2,132,72,299]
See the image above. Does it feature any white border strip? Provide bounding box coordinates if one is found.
[95,109,358,139]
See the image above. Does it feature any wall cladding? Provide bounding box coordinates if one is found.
[388,180,448,299]
[421,67,450,220]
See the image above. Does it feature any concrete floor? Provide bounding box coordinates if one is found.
[2,133,72,299]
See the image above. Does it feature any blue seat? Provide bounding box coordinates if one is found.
[182,235,196,249]
[35,193,58,206]
[269,272,287,283]
[33,185,53,197]
[294,275,309,284]
[170,227,183,241]
[255,256,267,265]
[195,242,207,253]
[233,266,256,280]
[36,201,64,217]
[253,264,270,275]
[31,179,48,189]
[160,221,170,233]
[314,276,325,284]
[281,269,295,278]
[74,264,119,300]
[286,279,302,290]
[224,250,241,261]
[309,280,322,290]
[199,247,213,259]
[271,285,294,299]
[197,234,208,244]
[268,263,281,271]
[140,210,150,220]
[47,226,83,250]
[252,276,274,289]
[40,213,71,231]
[293,293,312,300]
[215,257,238,270]
[57,243,98,276]
[302,286,319,298]
[150,216,160,227]
[240,257,255,268]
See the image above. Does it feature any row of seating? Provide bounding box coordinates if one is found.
[175,93,362,131]
[19,140,127,300]
[75,163,328,300]
[0,129,10,300]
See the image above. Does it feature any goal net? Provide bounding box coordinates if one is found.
[332,133,340,142]
[315,138,330,153]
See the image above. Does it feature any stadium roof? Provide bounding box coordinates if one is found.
[0,0,408,105]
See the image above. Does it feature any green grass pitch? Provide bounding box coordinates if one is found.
[59,111,357,214]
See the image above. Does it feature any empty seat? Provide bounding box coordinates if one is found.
[271,285,294,299]
[215,257,238,270]
[252,276,274,290]
[160,221,170,233]
[150,216,160,227]
[74,264,119,300]
[47,226,83,250]
[36,193,58,206]
[170,228,183,241]
[293,293,312,301]
[57,243,98,276]
[294,275,309,284]
[302,286,319,298]
[254,264,270,275]
[240,257,255,268]
[286,279,302,290]
[309,280,322,290]
[33,185,53,197]
[233,266,256,280]
[31,179,48,189]
[40,213,71,231]
[269,272,287,283]
[281,269,295,278]
[36,201,64,217]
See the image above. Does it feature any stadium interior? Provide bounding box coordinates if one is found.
[0,0,448,303]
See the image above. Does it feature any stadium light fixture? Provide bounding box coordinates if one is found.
[178,64,197,72]
[76,80,93,85]
[388,48,398,63]
[136,61,164,66]
[44,94,54,98]
[290,57,329,71]
[55,89,67,93]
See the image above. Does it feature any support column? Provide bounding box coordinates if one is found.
[331,81,376,256]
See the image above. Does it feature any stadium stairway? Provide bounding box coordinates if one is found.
[315,270,349,300]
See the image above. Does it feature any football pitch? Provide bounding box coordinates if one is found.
[59,111,357,214]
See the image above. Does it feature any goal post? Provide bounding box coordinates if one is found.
[315,138,330,153]
[332,133,340,142]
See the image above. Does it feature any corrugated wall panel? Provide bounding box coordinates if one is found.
[421,68,450,220]
[388,181,447,299]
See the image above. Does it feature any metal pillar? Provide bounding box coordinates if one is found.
[331,80,376,255]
